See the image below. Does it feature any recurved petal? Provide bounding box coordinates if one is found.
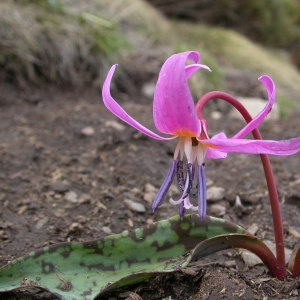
[102,65,174,141]
[153,51,210,137]
[202,137,300,156]
[204,132,227,159]
[233,75,276,139]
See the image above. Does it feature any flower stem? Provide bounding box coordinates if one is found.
[196,91,286,280]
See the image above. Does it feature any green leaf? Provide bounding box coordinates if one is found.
[0,215,252,299]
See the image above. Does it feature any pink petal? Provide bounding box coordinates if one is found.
[233,75,276,139]
[204,132,227,159]
[102,65,174,141]
[153,51,210,137]
[185,64,211,79]
[202,137,300,156]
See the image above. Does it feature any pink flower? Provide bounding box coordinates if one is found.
[102,51,300,219]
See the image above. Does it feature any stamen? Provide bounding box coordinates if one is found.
[176,160,185,191]
[152,160,177,212]
[183,163,193,198]
[197,163,207,220]
[179,201,186,220]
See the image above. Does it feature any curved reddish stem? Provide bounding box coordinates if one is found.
[196,91,286,279]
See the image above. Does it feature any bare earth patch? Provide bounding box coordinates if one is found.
[0,82,300,299]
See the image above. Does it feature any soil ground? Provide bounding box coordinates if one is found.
[0,80,300,299]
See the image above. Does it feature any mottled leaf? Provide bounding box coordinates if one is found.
[0,215,254,299]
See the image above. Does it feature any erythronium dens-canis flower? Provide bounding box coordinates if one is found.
[102,51,300,219]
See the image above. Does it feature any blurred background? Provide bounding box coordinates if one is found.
[1,0,300,114]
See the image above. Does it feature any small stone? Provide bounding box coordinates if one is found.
[289,227,300,238]
[210,204,226,216]
[105,120,125,131]
[224,260,236,267]
[263,240,292,263]
[142,82,156,98]
[207,186,225,202]
[128,218,134,227]
[241,250,263,267]
[124,200,146,213]
[144,183,157,193]
[144,183,158,204]
[167,184,180,197]
[102,226,112,235]
[35,217,49,230]
[229,97,279,121]
[51,181,69,193]
[81,126,95,136]
[211,111,222,120]
[65,191,78,203]
[247,223,259,236]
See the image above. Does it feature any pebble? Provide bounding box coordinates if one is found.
[224,260,236,267]
[102,226,112,235]
[124,200,146,213]
[247,223,259,236]
[210,204,226,216]
[143,183,158,204]
[241,240,292,267]
[105,120,125,131]
[289,227,300,238]
[211,111,222,120]
[35,217,49,230]
[207,186,225,202]
[167,184,180,197]
[51,181,69,193]
[142,82,156,98]
[81,126,95,136]
[229,97,279,120]
[241,250,263,267]
[263,240,292,263]
[65,191,78,203]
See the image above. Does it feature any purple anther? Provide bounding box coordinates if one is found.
[197,163,207,220]
[183,163,193,198]
[152,160,177,212]
[176,159,185,191]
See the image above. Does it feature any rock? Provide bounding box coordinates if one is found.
[142,82,156,98]
[124,200,146,213]
[289,227,300,238]
[210,111,222,120]
[65,191,78,203]
[241,240,292,267]
[105,120,125,131]
[167,184,180,197]
[241,250,263,267]
[143,183,158,204]
[35,217,49,230]
[210,204,226,216]
[81,126,95,136]
[247,223,259,236]
[51,181,69,193]
[207,186,225,202]
[229,97,280,121]
[263,240,292,263]
[102,226,112,235]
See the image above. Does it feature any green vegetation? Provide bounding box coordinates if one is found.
[0,0,127,87]
[1,0,300,111]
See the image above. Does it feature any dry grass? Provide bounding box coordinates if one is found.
[1,0,300,109]
[0,0,126,87]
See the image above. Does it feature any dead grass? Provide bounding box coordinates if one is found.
[1,0,300,108]
[0,0,126,87]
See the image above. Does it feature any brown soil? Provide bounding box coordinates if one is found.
[0,80,300,300]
